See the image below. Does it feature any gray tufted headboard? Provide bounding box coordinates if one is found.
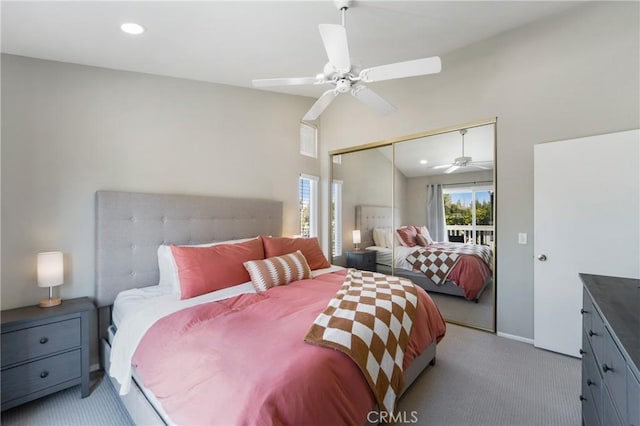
[95,191,283,307]
[355,205,398,248]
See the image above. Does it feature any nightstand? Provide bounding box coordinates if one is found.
[1,297,95,411]
[346,250,377,272]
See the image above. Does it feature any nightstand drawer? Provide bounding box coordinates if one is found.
[346,250,377,272]
[1,349,81,404]
[1,318,81,367]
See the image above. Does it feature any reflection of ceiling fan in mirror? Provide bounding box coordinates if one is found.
[251,0,442,121]
[432,129,492,174]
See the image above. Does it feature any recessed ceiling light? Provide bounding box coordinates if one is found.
[420,160,428,164]
[121,22,145,35]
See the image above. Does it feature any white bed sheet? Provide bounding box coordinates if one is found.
[109,265,346,396]
[366,245,416,270]
[366,246,393,267]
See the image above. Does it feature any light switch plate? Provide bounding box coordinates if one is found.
[518,233,527,245]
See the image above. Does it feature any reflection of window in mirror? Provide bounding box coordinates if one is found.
[443,186,494,246]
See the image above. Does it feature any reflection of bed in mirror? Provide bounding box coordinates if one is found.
[356,205,492,303]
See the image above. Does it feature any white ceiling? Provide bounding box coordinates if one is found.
[1,1,578,98]
[377,123,494,177]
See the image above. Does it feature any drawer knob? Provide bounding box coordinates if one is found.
[587,379,594,386]
[39,337,49,344]
[588,330,598,337]
[580,308,587,314]
[40,371,49,379]
[579,395,587,402]
[579,349,586,355]
[602,364,613,373]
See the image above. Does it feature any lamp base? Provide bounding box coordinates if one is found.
[39,298,62,308]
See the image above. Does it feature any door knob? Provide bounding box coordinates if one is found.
[537,254,547,261]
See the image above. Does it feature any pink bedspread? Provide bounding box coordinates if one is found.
[445,255,492,300]
[132,270,446,425]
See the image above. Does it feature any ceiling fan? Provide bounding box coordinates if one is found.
[251,0,442,121]
[432,129,492,174]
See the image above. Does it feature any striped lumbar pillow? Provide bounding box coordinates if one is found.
[243,250,311,293]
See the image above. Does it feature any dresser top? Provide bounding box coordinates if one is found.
[581,273,640,375]
[1,297,95,326]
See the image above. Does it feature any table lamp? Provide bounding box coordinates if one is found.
[37,251,64,307]
[352,230,361,250]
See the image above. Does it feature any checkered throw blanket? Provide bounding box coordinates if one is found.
[304,269,419,414]
[406,243,493,286]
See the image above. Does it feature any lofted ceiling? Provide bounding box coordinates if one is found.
[2,1,578,98]
[378,123,494,178]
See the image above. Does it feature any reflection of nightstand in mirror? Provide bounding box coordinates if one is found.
[346,250,376,272]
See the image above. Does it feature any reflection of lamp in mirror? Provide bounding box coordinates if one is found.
[37,251,64,307]
[352,230,361,250]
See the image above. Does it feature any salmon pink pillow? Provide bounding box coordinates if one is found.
[171,238,264,299]
[261,236,330,270]
[396,226,418,247]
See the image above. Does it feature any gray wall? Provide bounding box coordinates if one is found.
[1,54,316,310]
[319,2,640,340]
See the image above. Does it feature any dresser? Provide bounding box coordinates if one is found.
[1,297,95,411]
[580,274,640,426]
[346,250,377,272]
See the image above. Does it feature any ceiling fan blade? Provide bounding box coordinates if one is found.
[444,165,460,174]
[359,56,442,83]
[252,77,322,88]
[302,89,338,121]
[319,24,351,73]
[351,85,396,115]
[432,164,453,170]
[471,164,491,170]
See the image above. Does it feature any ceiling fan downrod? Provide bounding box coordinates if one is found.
[335,0,352,27]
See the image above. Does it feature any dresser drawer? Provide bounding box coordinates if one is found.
[1,349,81,404]
[603,385,623,426]
[582,291,594,332]
[1,318,81,367]
[600,327,627,423]
[582,332,602,420]
[586,304,606,365]
[628,366,640,426]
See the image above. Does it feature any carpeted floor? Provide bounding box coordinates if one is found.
[1,324,580,426]
[428,280,494,330]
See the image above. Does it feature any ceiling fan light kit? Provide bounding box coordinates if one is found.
[252,0,442,121]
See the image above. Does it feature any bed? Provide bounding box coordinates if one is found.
[96,191,446,425]
[356,205,492,302]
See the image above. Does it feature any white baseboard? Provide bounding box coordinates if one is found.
[90,363,101,372]
[497,332,534,345]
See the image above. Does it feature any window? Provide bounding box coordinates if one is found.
[331,180,343,257]
[300,122,317,158]
[299,174,319,237]
[443,185,494,245]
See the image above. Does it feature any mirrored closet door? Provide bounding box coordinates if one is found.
[330,119,496,332]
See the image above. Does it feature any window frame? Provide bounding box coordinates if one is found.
[299,174,319,238]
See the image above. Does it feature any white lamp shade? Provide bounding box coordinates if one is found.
[37,252,64,288]
[352,230,361,245]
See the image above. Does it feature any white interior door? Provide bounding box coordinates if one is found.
[533,129,639,357]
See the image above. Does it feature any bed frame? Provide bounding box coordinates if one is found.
[96,191,436,425]
[356,205,490,302]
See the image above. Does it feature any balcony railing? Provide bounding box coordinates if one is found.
[447,225,494,246]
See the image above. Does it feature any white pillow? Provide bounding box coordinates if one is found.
[418,226,435,245]
[157,237,257,294]
[385,229,394,248]
[373,228,386,247]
